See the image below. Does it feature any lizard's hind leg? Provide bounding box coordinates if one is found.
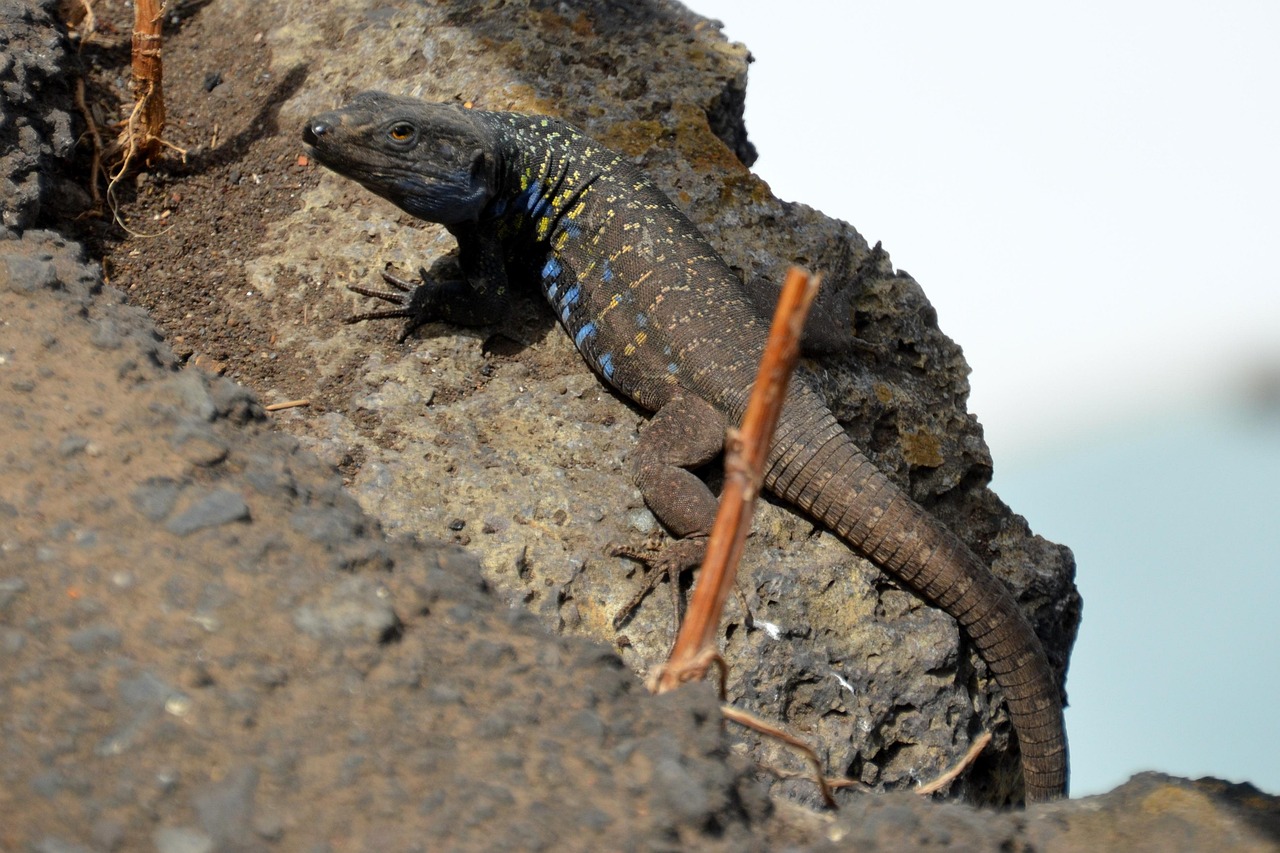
[612,394,727,628]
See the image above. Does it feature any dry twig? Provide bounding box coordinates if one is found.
[643,267,844,805]
[916,732,993,796]
[652,266,819,690]
[62,0,186,223]
[122,0,170,168]
[264,399,311,412]
[720,704,838,809]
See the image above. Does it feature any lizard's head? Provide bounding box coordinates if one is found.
[303,91,499,226]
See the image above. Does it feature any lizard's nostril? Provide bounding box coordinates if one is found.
[302,121,330,145]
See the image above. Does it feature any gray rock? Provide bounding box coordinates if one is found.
[0,0,74,230]
[131,478,184,521]
[165,489,250,536]
[288,505,361,547]
[67,624,123,654]
[89,317,124,350]
[152,827,215,853]
[0,254,57,293]
[31,838,96,853]
[292,576,399,644]
[0,576,26,612]
[153,371,218,422]
[170,421,231,466]
[193,765,260,850]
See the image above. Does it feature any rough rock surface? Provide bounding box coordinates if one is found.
[267,0,1082,801]
[58,0,1079,800]
[3,0,1277,849]
[0,0,76,231]
[0,228,767,852]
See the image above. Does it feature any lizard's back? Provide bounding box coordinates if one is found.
[474,111,774,417]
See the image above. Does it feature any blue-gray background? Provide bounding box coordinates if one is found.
[693,0,1280,796]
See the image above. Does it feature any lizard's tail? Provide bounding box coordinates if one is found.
[765,395,1068,802]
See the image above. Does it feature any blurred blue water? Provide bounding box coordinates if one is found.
[995,402,1280,796]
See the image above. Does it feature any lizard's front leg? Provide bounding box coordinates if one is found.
[614,393,728,627]
[345,226,510,340]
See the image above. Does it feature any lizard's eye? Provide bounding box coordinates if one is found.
[387,122,416,144]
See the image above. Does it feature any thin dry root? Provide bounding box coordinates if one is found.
[102,83,188,236]
[720,704,839,809]
[60,0,96,38]
[916,731,993,796]
[72,76,105,212]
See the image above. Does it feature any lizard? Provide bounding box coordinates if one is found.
[301,90,1069,802]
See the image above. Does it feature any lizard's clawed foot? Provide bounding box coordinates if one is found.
[345,266,435,341]
[610,536,708,629]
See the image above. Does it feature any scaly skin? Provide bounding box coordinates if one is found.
[303,91,1069,801]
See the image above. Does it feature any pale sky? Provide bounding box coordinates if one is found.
[689,0,1280,797]
[693,0,1280,458]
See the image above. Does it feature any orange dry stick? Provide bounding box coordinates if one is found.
[129,0,166,163]
[263,399,311,412]
[654,266,819,692]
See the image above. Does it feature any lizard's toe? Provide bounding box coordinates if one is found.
[610,536,708,629]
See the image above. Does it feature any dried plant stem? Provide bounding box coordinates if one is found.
[72,76,104,210]
[652,266,819,691]
[916,732,993,796]
[643,268,838,804]
[720,704,838,809]
[108,0,189,215]
[124,0,167,167]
